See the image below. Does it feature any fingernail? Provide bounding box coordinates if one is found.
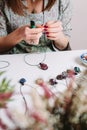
[44,25,48,28]
[46,32,49,34]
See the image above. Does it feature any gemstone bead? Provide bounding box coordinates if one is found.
[62,71,68,78]
[39,63,48,70]
[19,78,26,85]
[74,67,80,73]
[30,20,36,28]
[56,75,64,80]
[49,78,58,85]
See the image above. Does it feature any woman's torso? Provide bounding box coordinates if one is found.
[0,0,60,53]
[0,0,72,53]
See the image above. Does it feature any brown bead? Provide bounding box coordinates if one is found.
[39,63,48,70]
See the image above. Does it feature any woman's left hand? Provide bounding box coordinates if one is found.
[44,21,69,50]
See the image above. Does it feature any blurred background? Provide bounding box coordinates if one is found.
[71,0,87,50]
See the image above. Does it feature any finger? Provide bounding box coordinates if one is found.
[36,24,44,29]
[25,32,42,44]
[45,20,55,25]
[29,32,42,39]
[46,32,58,38]
[25,24,44,29]
[46,35,58,41]
[46,32,62,41]
[45,21,62,28]
[30,28,43,34]
[45,26,63,33]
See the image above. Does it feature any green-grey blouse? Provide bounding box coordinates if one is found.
[0,0,72,54]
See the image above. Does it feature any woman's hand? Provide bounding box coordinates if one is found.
[0,24,43,53]
[18,24,43,45]
[44,21,69,50]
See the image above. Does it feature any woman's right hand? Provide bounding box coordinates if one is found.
[18,25,43,45]
[0,24,43,53]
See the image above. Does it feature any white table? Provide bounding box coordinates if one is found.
[0,50,87,85]
[0,50,87,129]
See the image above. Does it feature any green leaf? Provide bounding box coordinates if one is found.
[0,71,14,108]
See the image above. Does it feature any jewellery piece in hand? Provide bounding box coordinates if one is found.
[30,20,36,28]
[30,21,36,45]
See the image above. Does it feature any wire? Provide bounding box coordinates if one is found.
[20,85,28,115]
[0,60,10,69]
[24,52,47,67]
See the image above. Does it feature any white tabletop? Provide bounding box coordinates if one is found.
[0,50,87,129]
[0,50,87,84]
[0,49,87,93]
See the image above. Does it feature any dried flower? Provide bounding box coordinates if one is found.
[0,71,14,108]
[0,70,87,130]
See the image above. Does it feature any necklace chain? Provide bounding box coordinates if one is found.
[24,51,47,67]
[0,60,10,69]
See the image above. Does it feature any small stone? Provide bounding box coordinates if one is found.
[62,71,68,78]
[39,63,48,70]
[19,78,26,85]
[74,67,80,73]
[56,75,64,80]
[49,78,58,85]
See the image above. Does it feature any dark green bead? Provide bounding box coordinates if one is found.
[74,67,80,73]
[30,20,36,28]
[19,78,26,85]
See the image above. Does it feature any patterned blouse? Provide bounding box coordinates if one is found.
[0,0,72,54]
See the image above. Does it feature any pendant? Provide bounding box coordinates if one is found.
[39,63,48,70]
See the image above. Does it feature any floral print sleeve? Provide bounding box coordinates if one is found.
[59,0,72,37]
[0,0,7,36]
[0,0,72,53]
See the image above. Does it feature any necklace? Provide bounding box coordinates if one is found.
[24,52,48,70]
[0,60,10,69]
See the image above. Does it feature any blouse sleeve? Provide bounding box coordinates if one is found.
[0,0,7,36]
[59,0,72,37]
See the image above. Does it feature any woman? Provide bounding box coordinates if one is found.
[0,0,72,54]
